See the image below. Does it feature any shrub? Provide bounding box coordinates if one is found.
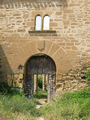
[86,69,90,82]
[41,89,90,120]
[0,82,11,94]
[0,81,24,96]
[38,75,43,89]
[0,94,41,117]
[10,88,24,96]
[34,88,47,99]
[79,100,90,118]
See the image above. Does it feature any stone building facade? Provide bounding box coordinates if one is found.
[0,0,90,97]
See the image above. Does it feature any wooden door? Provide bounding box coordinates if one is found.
[25,55,56,101]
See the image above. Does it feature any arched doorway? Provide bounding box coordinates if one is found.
[24,54,56,102]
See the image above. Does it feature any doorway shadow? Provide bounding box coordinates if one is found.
[0,45,12,82]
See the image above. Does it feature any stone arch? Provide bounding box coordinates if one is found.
[24,53,57,73]
[21,40,65,73]
[24,53,57,102]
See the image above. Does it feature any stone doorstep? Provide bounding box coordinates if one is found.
[36,98,47,109]
[38,99,47,105]
[36,105,42,109]
[37,117,44,120]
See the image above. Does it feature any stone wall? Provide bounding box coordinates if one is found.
[56,62,90,93]
[0,0,90,91]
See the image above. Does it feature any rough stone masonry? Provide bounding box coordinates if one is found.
[0,0,90,93]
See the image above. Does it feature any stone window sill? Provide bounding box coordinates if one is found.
[28,30,57,36]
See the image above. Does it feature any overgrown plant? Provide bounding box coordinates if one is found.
[38,75,43,89]
[40,89,90,120]
[0,82,11,94]
[86,69,90,85]
[0,81,24,96]
[0,88,90,120]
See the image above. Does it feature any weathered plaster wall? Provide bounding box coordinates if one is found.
[0,0,90,91]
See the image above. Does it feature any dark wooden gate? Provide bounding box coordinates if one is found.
[24,55,56,101]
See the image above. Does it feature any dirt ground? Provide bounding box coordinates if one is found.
[0,113,10,120]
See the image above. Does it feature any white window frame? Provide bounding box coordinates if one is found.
[43,16,50,30]
[35,15,42,31]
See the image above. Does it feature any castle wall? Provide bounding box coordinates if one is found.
[0,0,89,91]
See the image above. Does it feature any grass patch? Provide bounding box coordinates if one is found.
[34,88,47,99]
[0,83,89,120]
[40,89,90,120]
[0,87,41,119]
[86,69,90,85]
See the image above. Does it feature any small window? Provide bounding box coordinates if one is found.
[43,16,50,30]
[35,16,42,31]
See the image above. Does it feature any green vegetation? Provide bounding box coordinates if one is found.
[34,75,47,99]
[0,82,41,119]
[86,69,90,84]
[34,88,47,99]
[0,82,89,120]
[0,82,11,94]
[38,75,43,89]
[34,75,47,100]
[41,89,90,120]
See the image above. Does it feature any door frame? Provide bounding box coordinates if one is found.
[24,54,56,102]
